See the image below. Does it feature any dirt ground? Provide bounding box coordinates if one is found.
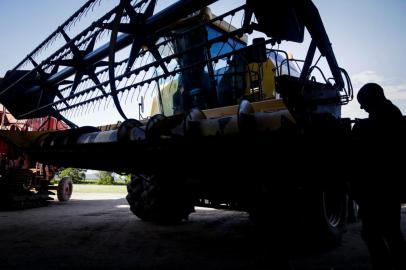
[0,185,405,270]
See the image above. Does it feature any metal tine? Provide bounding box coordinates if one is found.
[136,82,143,101]
[63,110,70,120]
[84,101,91,115]
[139,51,150,69]
[60,102,66,111]
[106,96,113,110]
[76,93,84,106]
[95,87,103,100]
[103,68,110,84]
[92,100,98,113]
[137,84,146,104]
[97,71,106,89]
[82,91,90,107]
[86,77,97,95]
[84,88,93,101]
[129,72,138,90]
[150,79,158,98]
[88,100,95,114]
[76,105,83,118]
[98,87,106,99]
[87,88,95,101]
[89,100,96,114]
[85,77,93,92]
[77,78,86,94]
[61,110,67,120]
[118,91,124,104]
[96,96,103,112]
[99,96,105,112]
[115,67,124,89]
[65,109,71,119]
[72,107,77,118]
[133,52,144,71]
[74,76,84,95]
[90,88,98,99]
[70,107,77,119]
[136,68,150,101]
[103,96,109,111]
[81,103,88,117]
[117,61,127,78]
[66,109,72,119]
[118,73,129,90]
[74,95,81,107]
[71,106,78,118]
[91,98,99,113]
[100,96,106,111]
[69,95,76,106]
[122,76,130,90]
[144,82,152,99]
[78,104,85,117]
[83,90,92,104]
[76,92,85,106]
[124,90,130,105]
[90,92,97,110]
[120,62,127,78]
[84,4,91,17]
[131,86,138,103]
[68,107,73,119]
[60,108,66,117]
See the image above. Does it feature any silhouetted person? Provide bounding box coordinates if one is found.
[352,83,406,270]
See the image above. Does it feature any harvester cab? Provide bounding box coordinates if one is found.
[142,0,353,135]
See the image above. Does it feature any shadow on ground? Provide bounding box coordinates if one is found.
[2,197,404,269]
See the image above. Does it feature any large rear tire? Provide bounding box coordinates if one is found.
[304,187,348,247]
[248,185,348,247]
[126,174,194,224]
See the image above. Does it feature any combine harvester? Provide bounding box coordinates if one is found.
[0,0,355,245]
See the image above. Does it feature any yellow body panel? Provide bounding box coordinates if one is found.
[202,99,286,119]
[246,60,276,99]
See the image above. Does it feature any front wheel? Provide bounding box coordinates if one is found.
[57,177,73,201]
[126,174,194,224]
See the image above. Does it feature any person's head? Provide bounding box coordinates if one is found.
[357,83,386,113]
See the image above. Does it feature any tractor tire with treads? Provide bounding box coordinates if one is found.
[126,174,194,224]
[248,184,348,248]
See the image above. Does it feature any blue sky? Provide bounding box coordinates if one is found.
[0,0,405,124]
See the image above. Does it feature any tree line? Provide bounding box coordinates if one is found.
[56,168,130,185]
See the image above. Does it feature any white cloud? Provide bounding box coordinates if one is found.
[351,70,406,100]
[351,70,385,88]
[385,83,406,100]
[342,70,406,118]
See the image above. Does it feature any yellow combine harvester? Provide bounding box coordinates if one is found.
[0,0,355,246]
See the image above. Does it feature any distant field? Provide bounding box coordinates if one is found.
[73,184,127,194]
